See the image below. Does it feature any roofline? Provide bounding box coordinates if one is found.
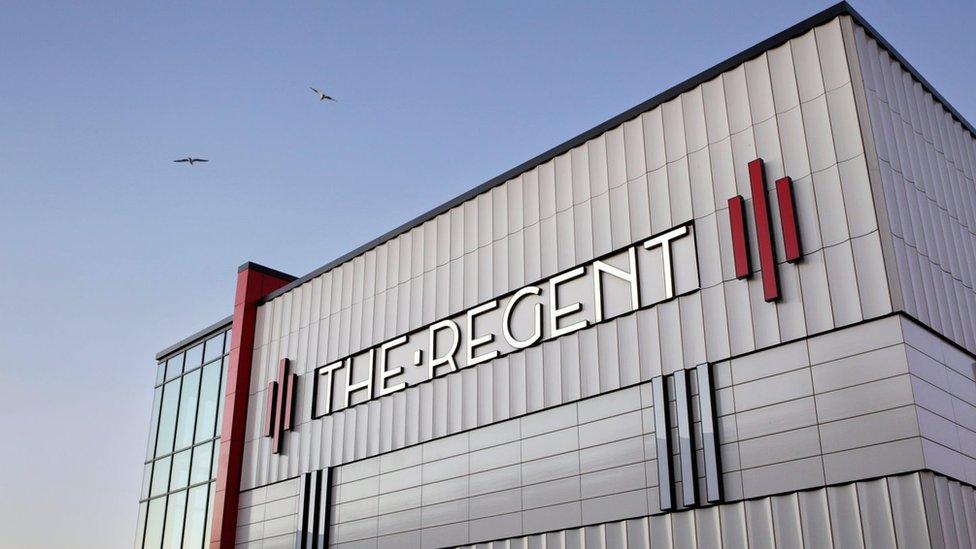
[258,1,973,306]
[237,261,297,281]
[155,314,233,361]
[846,4,975,137]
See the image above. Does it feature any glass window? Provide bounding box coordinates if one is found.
[224,329,232,354]
[145,387,162,459]
[211,440,220,478]
[133,501,147,549]
[174,369,201,450]
[144,497,165,549]
[138,327,230,549]
[150,456,171,497]
[184,343,204,371]
[155,380,181,457]
[190,442,213,485]
[170,449,191,491]
[203,333,224,364]
[162,491,186,549]
[183,485,209,548]
[141,463,152,499]
[204,483,215,546]
[194,361,221,443]
[214,358,227,437]
[164,353,183,381]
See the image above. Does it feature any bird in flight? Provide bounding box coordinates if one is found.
[173,157,209,165]
[310,87,336,102]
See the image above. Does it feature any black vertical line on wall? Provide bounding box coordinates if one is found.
[673,369,698,508]
[296,468,331,549]
[317,468,332,549]
[696,363,723,504]
[651,376,673,511]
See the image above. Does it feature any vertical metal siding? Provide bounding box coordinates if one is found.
[853,23,976,354]
[446,471,976,549]
[232,19,931,546]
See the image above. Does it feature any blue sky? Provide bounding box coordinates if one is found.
[1,1,973,547]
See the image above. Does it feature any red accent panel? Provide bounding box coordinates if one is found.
[210,266,292,549]
[728,196,751,279]
[748,159,780,302]
[776,177,802,263]
[272,358,288,454]
[283,373,296,432]
[263,381,277,438]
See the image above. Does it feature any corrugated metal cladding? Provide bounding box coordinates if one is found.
[853,25,976,354]
[224,8,976,549]
[233,315,976,548]
[454,472,976,549]
[244,13,888,485]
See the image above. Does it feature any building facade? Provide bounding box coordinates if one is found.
[135,3,976,548]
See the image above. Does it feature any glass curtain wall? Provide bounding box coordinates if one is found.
[134,327,231,549]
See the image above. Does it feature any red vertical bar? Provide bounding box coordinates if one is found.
[748,159,780,302]
[728,196,751,279]
[283,373,297,431]
[210,264,294,549]
[272,358,288,454]
[776,177,802,263]
[263,381,277,438]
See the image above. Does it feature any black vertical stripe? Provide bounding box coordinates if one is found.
[317,468,333,549]
[295,468,331,549]
[651,376,673,511]
[696,363,723,503]
[673,369,698,507]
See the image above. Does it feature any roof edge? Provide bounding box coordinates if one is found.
[842,3,975,137]
[258,1,974,305]
[155,314,234,362]
[238,261,297,281]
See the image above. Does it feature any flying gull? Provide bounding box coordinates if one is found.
[173,157,209,165]
[310,87,336,102]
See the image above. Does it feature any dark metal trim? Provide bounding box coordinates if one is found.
[156,316,233,362]
[696,363,723,504]
[255,1,975,307]
[297,468,331,549]
[673,369,698,507]
[237,261,297,281]
[651,376,673,511]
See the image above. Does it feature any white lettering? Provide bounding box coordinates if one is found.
[549,266,589,338]
[428,319,460,379]
[503,286,543,349]
[377,335,408,397]
[316,360,343,415]
[592,247,640,322]
[467,300,500,366]
[344,351,374,407]
[642,225,689,300]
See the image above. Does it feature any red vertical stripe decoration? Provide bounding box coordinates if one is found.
[265,359,298,454]
[776,177,802,263]
[272,358,289,454]
[211,263,294,549]
[263,381,277,438]
[748,159,780,302]
[728,196,751,279]
[283,373,296,432]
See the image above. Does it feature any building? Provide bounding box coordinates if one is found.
[134,3,976,548]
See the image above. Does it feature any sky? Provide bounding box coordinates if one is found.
[0,1,973,547]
